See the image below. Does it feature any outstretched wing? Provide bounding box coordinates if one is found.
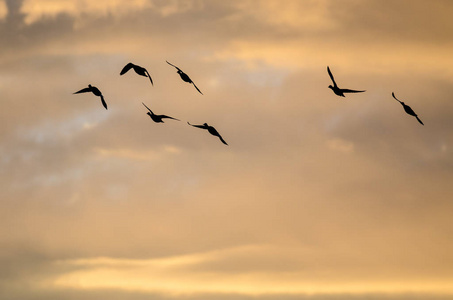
[341,89,365,93]
[142,102,153,114]
[166,60,182,72]
[120,63,134,75]
[100,95,108,110]
[187,122,206,129]
[145,70,154,86]
[73,87,92,94]
[327,66,337,87]
[161,115,180,121]
[192,82,203,95]
[392,92,402,103]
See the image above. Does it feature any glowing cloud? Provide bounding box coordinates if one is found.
[0,0,7,20]
[21,0,151,24]
[52,246,453,296]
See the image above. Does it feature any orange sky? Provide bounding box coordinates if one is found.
[1,1,453,300]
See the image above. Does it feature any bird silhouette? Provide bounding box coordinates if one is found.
[166,61,203,95]
[120,62,153,86]
[187,122,228,145]
[73,84,107,110]
[327,66,365,97]
[392,92,424,125]
[142,102,180,123]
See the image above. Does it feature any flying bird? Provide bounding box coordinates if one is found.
[142,102,180,123]
[187,122,228,145]
[392,92,424,125]
[166,61,203,95]
[120,62,153,86]
[73,84,107,110]
[327,66,365,97]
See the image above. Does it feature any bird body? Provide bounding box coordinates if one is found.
[73,84,107,110]
[142,102,180,123]
[187,122,228,145]
[120,62,153,85]
[327,66,365,97]
[166,61,203,94]
[392,92,424,125]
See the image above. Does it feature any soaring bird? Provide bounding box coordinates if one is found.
[392,92,424,125]
[120,62,153,86]
[166,61,203,95]
[187,122,228,145]
[73,84,107,110]
[142,102,180,123]
[327,66,365,97]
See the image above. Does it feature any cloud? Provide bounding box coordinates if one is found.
[21,0,151,24]
[0,0,6,20]
[1,1,453,300]
[49,245,453,295]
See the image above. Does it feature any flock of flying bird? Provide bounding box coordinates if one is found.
[74,61,229,145]
[73,62,424,146]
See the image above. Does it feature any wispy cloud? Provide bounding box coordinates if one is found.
[21,0,151,24]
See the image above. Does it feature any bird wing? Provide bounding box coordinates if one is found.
[341,89,365,93]
[392,92,403,103]
[142,102,153,114]
[100,95,108,110]
[192,82,203,95]
[187,122,205,129]
[161,115,180,121]
[327,66,337,87]
[166,61,182,72]
[120,63,134,75]
[73,87,92,94]
[145,70,154,86]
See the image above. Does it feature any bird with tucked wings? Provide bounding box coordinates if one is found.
[166,61,203,95]
[392,92,424,125]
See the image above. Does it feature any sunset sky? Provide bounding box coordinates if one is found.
[1,0,453,299]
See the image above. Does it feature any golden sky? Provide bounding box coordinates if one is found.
[1,1,453,299]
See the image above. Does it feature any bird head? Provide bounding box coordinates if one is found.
[328,85,333,89]
[203,123,208,126]
[88,84,92,88]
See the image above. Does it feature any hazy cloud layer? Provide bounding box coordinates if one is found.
[1,0,453,299]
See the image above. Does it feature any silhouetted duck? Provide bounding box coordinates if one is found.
[73,84,107,110]
[166,61,203,95]
[187,122,228,145]
[327,66,365,97]
[392,92,424,125]
[142,102,180,123]
[120,62,153,86]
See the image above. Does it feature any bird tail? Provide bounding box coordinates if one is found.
[219,136,228,145]
[192,82,203,95]
[101,95,108,110]
[416,116,424,125]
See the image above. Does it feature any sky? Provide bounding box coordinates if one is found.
[1,0,453,299]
